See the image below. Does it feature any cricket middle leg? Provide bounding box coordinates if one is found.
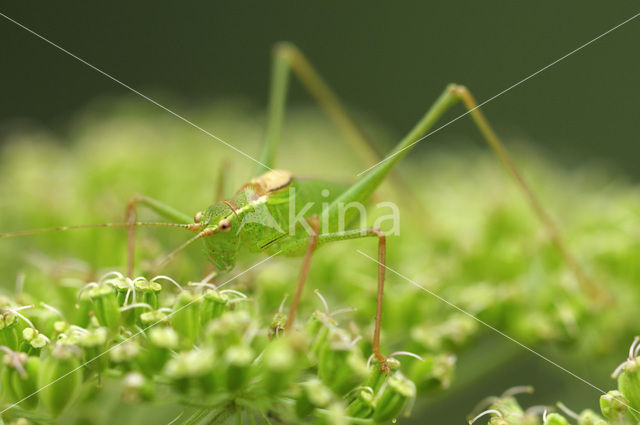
[279,226,389,370]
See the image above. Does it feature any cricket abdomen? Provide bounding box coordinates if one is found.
[241,174,354,255]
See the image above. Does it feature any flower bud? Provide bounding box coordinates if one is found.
[317,328,368,394]
[9,355,40,410]
[345,388,375,418]
[20,327,34,342]
[295,378,333,419]
[206,310,252,349]
[170,290,202,347]
[109,277,133,306]
[110,341,139,370]
[139,310,168,327]
[38,344,83,417]
[372,372,416,423]
[366,357,400,393]
[224,345,254,392]
[201,289,230,324]
[121,303,152,327]
[490,394,526,418]
[122,371,155,403]
[259,335,305,395]
[543,413,570,425]
[28,306,59,336]
[617,358,640,411]
[138,327,178,376]
[134,278,162,310]
[314,401,349,425]
[269,311,287,340]
[1,351,34,408]
[410,314,477,351]
[411,353,455,392]
[0,312,19,350]
[1,356,19,404]
[164,348,215,393]
[21,327,49,354]
[77,327,109,374]
[57,329,81,347]
[577,409,607,425]
[600,390,637,424]
[88,284,121,332]
[149,326,179,350]
[53,320,68,334]
[74,290,93,328]
[307,311,335,361]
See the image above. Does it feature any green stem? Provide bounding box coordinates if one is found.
[205,404,236,425]
[314,408,374,424]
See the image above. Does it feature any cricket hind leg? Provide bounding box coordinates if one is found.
[125,194,193,277]
[214,159,233,202]
[280,225,389,370]
[320,81,603,302]
[447,85,605,302]
[254,42,420,214]
[259,42,384,170]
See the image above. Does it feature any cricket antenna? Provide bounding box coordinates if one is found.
[0,222,200,239]
[154,227,216,272]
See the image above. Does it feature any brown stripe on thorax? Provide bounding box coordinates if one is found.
[241,170,293,196]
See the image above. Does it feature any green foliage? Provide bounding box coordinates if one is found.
[0,99,639,423]
[0,272,422,424]
[467,340,640,425]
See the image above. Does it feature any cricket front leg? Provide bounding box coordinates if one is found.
[125,194,193,277]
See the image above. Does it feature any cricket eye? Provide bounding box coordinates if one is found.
[194,211,204,223]
[218,218,231,232]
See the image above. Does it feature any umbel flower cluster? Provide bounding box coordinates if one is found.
[469,338,640,425]
[2,100,640,424]
[0,271,449,425]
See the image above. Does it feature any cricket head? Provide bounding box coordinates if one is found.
[194,202,241,272]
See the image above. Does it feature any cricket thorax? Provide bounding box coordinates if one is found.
[197,170,293,271]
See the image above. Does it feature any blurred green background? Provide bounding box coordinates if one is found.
[1,2,639,424]
[1,1,639,177]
